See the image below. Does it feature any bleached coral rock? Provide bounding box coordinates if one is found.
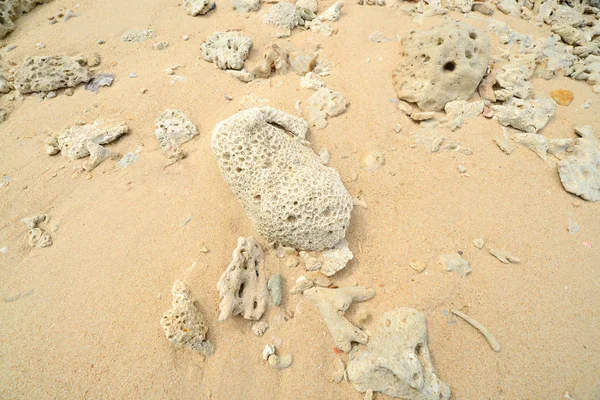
[347,308,450,399]
[304,286,375,352]
[558,128,600,201]
[161,280,214,356]
[233,0,260,12]
[57,120,128,160]
[306,87,349,129]
[444,0,472,13]
[184,0,213,15]
[300,239,353,276]
[217,237,269,321]
[13,55,91,94]
[201,32,252,70]
[154,109,198,157]
[264,2,303,30]
[492,98,556,133]
[211,107,353,251]
[392,22,490,111]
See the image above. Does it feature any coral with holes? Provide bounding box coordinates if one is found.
[211,107,353,251]
[347,308,451,400]
[56,120,129,160]
[154,109,198,158]
[0,0,53,39]
[492,97,556,133]
[304,286,375,352]
[558,127,600,202]
[392,22,490,112]
[13,55,91,94]
[264,2,303,30]
[201,32,253,70]
[161,280,214,356]
[217,237,269,321]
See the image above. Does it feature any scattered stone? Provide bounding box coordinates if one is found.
[472,2,494,15]
[496,55,535,99]
[300,72,325,90]
[439,253,471,276]
[0,75,11,93]
[46,91,57,99]
[304,286,375,352]
[13,55,91,94]
[567,218,580,234]
[347,308,451,399]
[252,320,269,336]
[122,29,156,42]
[268,274,283,306]
[299,239,353,277]
[410,111,435,121]
[211,107,352,250]
[393,124,402,133]
[550,89,574,106]
[97,39,105,45]
[264,2,303,32]
[64,88,74,96]
[360,152,384,170]
[493,98,557,133]
[160,280,214,356]
[289,49,317,75]
[28,228,52,248]
[451,308,500,352]
[489,248,521,264]
[368,31,399,43]
[201,32,252,70]
[268,354,293,370]
[56,120,128,160]
[296,0,318,13]
[445,0,472,13]
[581,100,592,109]
[22,214,46,229]
[473,238,485,249]
[83,142,120,171]
[332,357,346,383]
[63,9,79,22]
[392,22,490,111]
[319,148,330,165]
[217,237,269,321]
[35,42,46,49]
[152,41,169,50]
[457,164,467,173]
[263,343,275,360]
[306,87,349,129]
[129,73,137,78]
[290,276,314,294]
[409,260,426,272]
[184,0,215,15]
[233,0,261,12]
[84,74,114,93]
[154,109,198,159]
[558,127,600,201]
[45,137,59,155]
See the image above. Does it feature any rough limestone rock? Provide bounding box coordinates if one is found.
[13,55,91,94]
[121,29,156,42]
[296,0,318,12]
[495,55,536,99]
[211,107,353,251]
[392,22,490,111]
[306,87,349,129]
[184,0,213,15]
[201,32,253,70]
[571,55,600,94]
[347,308,451,400]
[161,280,214,356]
[492,98,556,133]
[264,2,303,30]
[233,0,260,12]
[300,239,353,276]
[304,286,375,352]
[558,128,600,201]
[217,237,269,321]
[57,120,129,160]
[0,75,12,93]
[444,0,472,13]
[154,109,198,158]
[83,141,120,171]
[0,0,53,39]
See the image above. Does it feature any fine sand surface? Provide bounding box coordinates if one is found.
[1,0,599,399]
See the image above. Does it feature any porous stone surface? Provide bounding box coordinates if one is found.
[296,0,318,13]
[13,55,91,94]
[304,286,375,352]
[300,239,353,276]
[558,128,600,201]
[306,87,349,129]
[347,308,450,400]
[201,32,252,70]
[444,0,472,13]
[264,2,303,30]
[217,237,269,321]
[160,280,214,356]
[392,22,490,111]
[233,0,260,12]
[492,98,556,133]
[0,0,53,39]
[83,141,120,171]
[184,0,213,15]
[154,109,198,157]
[495,54,536,99]
[121,29,155,42]
[28,228,52,248]
[211,107,353,251]
[56,120,129,160]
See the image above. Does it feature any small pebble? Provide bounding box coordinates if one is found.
[0,245,7,254]
[581,99,592,109]
[97,39,105,45]
[46,91,57,99]
[164,68,174,75]
[224,93,233,100]
[457,164,467,173]
[35,42,46,49]
[182,35,190,41]
[572,200,581,207]
[64,88,74,96]
[393,124,402,133]
[129,73,137,78]
[550,89,574,106]
[140,88,148,94]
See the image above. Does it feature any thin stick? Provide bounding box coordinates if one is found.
[451,308,501,352]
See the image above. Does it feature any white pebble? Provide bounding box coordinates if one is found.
[129,73,137,78]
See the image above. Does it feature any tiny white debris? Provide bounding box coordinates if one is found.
[262,344,275,360]
[252,321,269,336]
[473,238,485,249]
[457,165,467,173]
[0,246,7,254]
[440,253,471,276]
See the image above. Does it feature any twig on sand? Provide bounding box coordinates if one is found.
[451,308,501,352]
